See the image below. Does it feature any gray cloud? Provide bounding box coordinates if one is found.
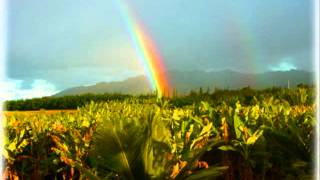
[7,0,314,92]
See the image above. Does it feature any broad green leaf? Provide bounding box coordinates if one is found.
[218,145,236,151]
[233,114,243,139]
[185,166,228,180]
[246,130,263,145]
[82,120,90,128]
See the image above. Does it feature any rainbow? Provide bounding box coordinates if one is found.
[114,0,171,98]
[224,5,260,86]
[227,18,257,85]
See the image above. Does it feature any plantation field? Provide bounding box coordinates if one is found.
[1,87,316,180]
[3,110,77,116]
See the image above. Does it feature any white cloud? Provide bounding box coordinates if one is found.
[269,57,297,71]
[0,79,58,101]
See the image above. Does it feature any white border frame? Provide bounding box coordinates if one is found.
[0,0,319,179]
[0,0,7,177]
[314,0,319,179]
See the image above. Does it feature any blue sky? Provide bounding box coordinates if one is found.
[4,0,314,99]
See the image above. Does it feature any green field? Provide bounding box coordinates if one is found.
[2,86,316,179]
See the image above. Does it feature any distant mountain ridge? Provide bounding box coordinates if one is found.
[54,70,313,97]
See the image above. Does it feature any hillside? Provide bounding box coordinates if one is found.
[54,70,313,96]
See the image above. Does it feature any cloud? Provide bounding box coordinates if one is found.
[0,79,58,101]
[269,57,297,71]
[7,0,313,87]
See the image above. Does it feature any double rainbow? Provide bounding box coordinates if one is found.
[114,0,171,98]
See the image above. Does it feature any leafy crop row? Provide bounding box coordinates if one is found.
[1,91,315,179]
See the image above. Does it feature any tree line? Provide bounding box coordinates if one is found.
[4,84,314,111]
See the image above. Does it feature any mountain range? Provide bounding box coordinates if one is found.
[54,70,313,97]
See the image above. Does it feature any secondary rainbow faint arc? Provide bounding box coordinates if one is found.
[226,5,260,86]
[114,0,171,97]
